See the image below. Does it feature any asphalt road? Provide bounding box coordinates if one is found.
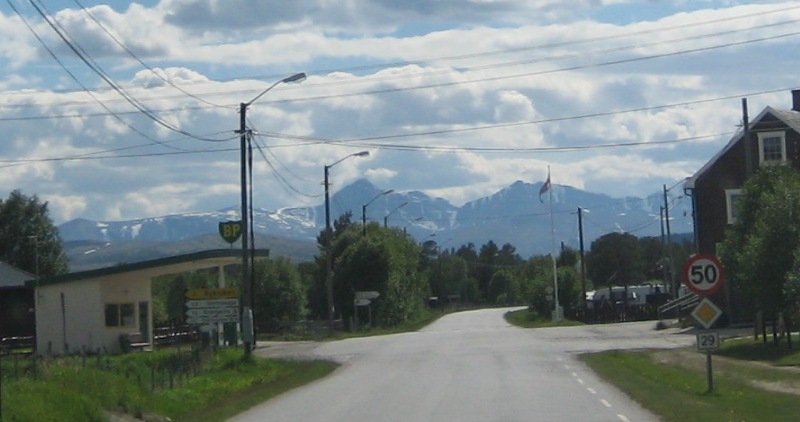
[230,308,698,422]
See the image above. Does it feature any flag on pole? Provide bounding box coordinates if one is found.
[539,170,551,203]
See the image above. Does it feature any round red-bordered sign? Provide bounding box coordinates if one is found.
[682,254,725,296]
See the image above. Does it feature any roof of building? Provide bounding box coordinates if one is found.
[0,261,35,288]
[28,248,269,288]
[685,106,800,189]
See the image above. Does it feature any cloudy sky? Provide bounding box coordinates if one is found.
[1,0,799,224]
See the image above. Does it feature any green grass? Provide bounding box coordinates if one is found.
[1,348,337,422]
[504,308,584,328]
[152,352,337,422]
[580,343,800,422]
[717,334,800,366]
[2,309,451,421]
[498,310,800,420]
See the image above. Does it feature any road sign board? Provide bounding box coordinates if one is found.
[187,315,239,325]
[185,290,240,325]
[355,291,380,300]
[354,298,372,306]
[696,331,721,351]
[185,288,239,300]
[692,297,723,329]
[683,254,725,296]
[186,307,238,319]
[186,299,239,309]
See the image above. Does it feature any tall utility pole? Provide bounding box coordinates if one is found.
[660,206,670,290]
[385,201,409,228]
[238,72,306,358]
[238,101,252,357]
[324,164,334,330]
[743,98,752,178]
[578,207,587,313]
[324,151,370,331]
[663,184,675,298]
[362,190,393,236]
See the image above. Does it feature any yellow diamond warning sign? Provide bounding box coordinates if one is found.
[691,298,722,329]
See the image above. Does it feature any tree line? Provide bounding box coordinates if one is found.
[149,211,694,331]
[2,190,695,334]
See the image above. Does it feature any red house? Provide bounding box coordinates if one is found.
[685,90,800,323]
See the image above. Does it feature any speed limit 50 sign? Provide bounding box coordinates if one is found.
[683,254,725,296]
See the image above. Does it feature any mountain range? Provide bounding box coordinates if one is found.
[58,179,694,271]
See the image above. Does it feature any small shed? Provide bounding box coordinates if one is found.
[28,249,266,355]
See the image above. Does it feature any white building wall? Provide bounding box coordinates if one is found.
[36,274,152,355]
[35,279,103,355]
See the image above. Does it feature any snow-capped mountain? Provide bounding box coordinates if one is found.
[58,179,693,259]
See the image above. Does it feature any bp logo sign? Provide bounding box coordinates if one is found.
[218,221,243,244]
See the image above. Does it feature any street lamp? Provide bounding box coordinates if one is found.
[403,217,424,235]
[362,190,394,236]
[238,72,305,357]
[384,201,409,228]
[324,151,370,330]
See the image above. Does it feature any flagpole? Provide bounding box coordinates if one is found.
[548,166,561,322]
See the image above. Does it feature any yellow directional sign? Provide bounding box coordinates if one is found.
[185,288,239,300]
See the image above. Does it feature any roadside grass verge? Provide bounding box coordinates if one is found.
[716,333,800,366]
[580,341,800,422]
[152,354,337,422]
[504,308,584,328]
[1,348,337,422]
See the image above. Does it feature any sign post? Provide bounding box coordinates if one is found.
[185,288,240,346]
[683,254,725,392]
[353,291,379,329]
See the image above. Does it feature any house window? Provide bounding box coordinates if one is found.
[105,303,136,328]
[726,189,743,224]
[758,131,786,165]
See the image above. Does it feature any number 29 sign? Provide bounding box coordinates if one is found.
[683,254,726,296]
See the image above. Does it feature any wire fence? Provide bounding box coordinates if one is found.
[0,324,213,395]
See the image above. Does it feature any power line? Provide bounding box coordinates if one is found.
[0,126,730,167]
[4,0,199,152]
[3,2,798,104]
[2,5,799,115]
[0,143,238,167]
[71,0,232,110]
[25,0,229,143]
[249,130,322,200]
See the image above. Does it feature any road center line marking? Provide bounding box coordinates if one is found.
[617,414,631,422]
[577,378,585,385]
[587,387,597,394]
[600,399,612,408]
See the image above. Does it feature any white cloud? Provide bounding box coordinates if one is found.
[1,0,799,225]
[364,167,398,185]
[45,194,88,222]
